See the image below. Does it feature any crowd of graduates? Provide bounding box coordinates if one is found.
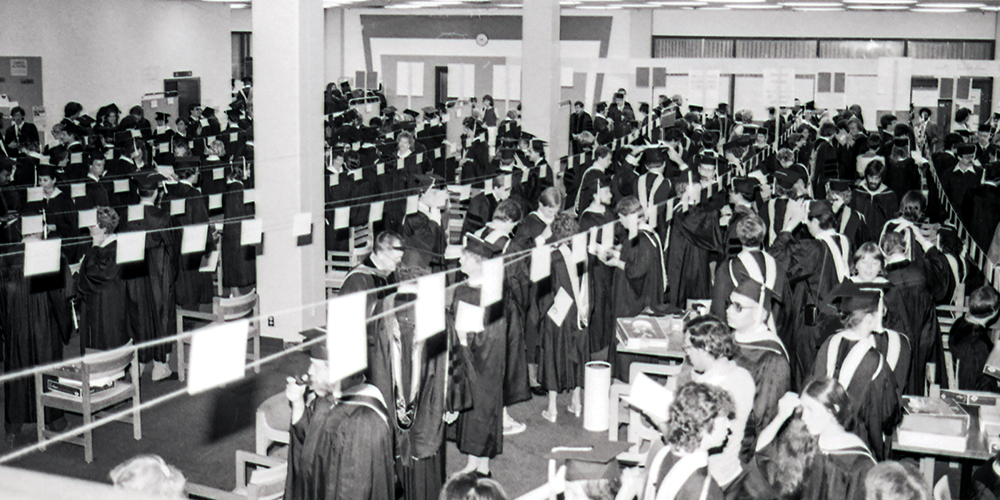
[6,77,1000,500]
[0,89,256,439]
[302,87,1000,500]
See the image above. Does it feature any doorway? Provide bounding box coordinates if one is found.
[164,77,201,122]
[435,66,448,107]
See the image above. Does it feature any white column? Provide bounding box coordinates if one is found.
[253,0,326,341]
[521,0,561,146]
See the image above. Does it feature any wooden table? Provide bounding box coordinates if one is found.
[892,402,994,497]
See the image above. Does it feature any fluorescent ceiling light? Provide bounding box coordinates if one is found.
[651,0,709,5]
[781,1,841,6]
[843,0,915,4]
[846,4,910,8]
[619,2,659,6]
[726,3,782,7]
[560,0,582,4]
[793,6,845,9]
[911,6,968,10]
[917,2,982,6]
[980,5,1000,8]
[494,3,522,6]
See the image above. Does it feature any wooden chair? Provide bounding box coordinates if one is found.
[34,345,141,463]
[622,363,682,460]
[186,450,286,500]
[176,289,260,382]
[255,392,291,455]
[325,224,373,296]
[936,304,968,349]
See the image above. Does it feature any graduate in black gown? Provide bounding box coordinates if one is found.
[826,179,867,250]
[726,278,791,461]
[369,268,449,500]
[324,149,373,253]
[538,212,589,424]
[769,200,851,389]
[26,165,80,263]
[400,174,448,273]
[741,378,876,500]
[2,217,72,433]
[572,145,613,214]
[880,231,945,395]
[122,172,180,381]
[882,137,923,200]
[448,233,507,477]
[578,175,617,356]
[163,164,211,310]
[458,117,492,188]
[76,207,128,350]
[961,163,1000,251]
[948,286,1000,393]
[811,283,903,460]
[283,338,394,500]
[665,163,725,308]
[221,166,256,291]
[601,195,665,381]
[850,159,897,241]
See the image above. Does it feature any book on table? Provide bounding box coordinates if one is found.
[615,315,683,351]
[896,395,970,452]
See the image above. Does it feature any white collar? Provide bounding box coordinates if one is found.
[98,234,118,248]
[179,179,195,187]
[734,322,781,345]
[88,173,102,182]
[819,430,872,457]
[42,187,62,200]
[954,163,977,174]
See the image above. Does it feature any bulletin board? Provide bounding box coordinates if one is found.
[0,57,44,138]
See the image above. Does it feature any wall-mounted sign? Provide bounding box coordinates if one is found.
[173,71,193,78]
[10,59,27,77]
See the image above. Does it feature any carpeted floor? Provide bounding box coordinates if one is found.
[2,337,618,498]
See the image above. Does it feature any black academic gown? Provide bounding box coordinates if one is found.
[734,329,791,460]
[513,213,549,365]
[164,181,212,309]
[769,230,847,390]
[973,457,1000,500]
[950,317,1000,393]
[448,284,506,459]
[884,256,945,395]
[850,184,897,241]
[611,228,666,380]
[710,249,793,350]
[123,204,180,364]
[741,425,875,500]
[579,207,617,353]
[222,180,257,288]
[325,167,373,253]
[76,238,129,350]
[883,156,922,200]
[812,334,903,460]
[25,189,80,262]
[1,248,72,428]
[462,193,498,236]
[666,196,725,308]
[961,181,1000,251]
[538,249,589,393]
[341,257,395,316]
[459,137,492,188]
[370,294,448,500]
[284,386,394,500]
[939,166,982,220]
[401,209,447,273]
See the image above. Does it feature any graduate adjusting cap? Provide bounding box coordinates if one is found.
[642,147,665,166]
[827,178,852,193]
[825,280,884,314]
[957,143,977,156]
[464,232,501,259]
[302,329,329,361]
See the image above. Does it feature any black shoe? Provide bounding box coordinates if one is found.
[530,385,546,396]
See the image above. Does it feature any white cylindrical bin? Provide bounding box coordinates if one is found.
[583,361,612,432]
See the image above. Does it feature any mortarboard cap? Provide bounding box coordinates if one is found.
[155,112,171,122]
[225,108,241,120]
[825,280,884,314]
[402,109,419,119]
[979,123,993,133]
[135,171,167,190]
[202,107,215,116]
[99,104,121,117]
[688,105,704,113]
[731,177,758,199]
[956,129,973,138]
[773,168,801,190]
[805,101,816,111]
[733,277,772,311]
[413,173,445,192]
[892,136,909,147]
[531,139,548,149]
[827,179,852,193]
[302,329,329,361]
[36,164,59,180]
[724,136,752,151]
[61,119,86,138]
[464,232,501,259]
[808,199,834,220]
[382,106,397,117]
[642,147,665,166]
[957,143,976,156]
[519,131,536,142]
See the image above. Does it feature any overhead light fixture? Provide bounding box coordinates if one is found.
[793,5,845,8]
[980,4,1000,8]
[846,4,909,8]
[917,1,982,6]
[726,3,782,7]
[911,6,968,10]
[781,1,841,6]
[843,0,915,4]
[560,0,582,4]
